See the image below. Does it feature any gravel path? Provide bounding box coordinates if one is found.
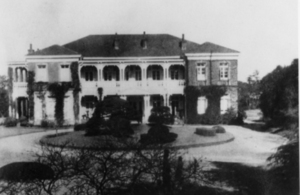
[183,125,287,166]
[0,129,72,167]
[0,110,287,167]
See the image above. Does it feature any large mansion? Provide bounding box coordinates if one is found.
[8,33,239,125]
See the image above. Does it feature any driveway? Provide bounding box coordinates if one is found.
[0,129,72,167]
[183,125,287,166]
[0,123,287,167]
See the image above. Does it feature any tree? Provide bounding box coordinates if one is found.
[85,96,134,136]
[259,59,298,127]
[140,106,177,145]
[0,142,209,195]
[0,75,9,117]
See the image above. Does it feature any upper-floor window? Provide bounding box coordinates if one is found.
[60,64,71,81]
[196,62,206,81]
[125,66,141,81]
[36,64,48,82]
[103,66,119,81]
[197,96,207,114]
[81,66,98,81]
[147,65,163,80]
[220,62,229,80]
[15,67,27,82]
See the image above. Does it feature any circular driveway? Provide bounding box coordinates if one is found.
[0,125,287,167]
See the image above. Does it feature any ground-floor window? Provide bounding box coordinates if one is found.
[197,96,207,114]
[81,96,98,109]
[220,95,230,114]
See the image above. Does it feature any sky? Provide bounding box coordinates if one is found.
[0,0,298,81]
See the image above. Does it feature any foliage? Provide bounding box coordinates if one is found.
[106,117,134,137]
[27,71,35,119]
[85,96,134,136]
[0,75,8,117]
[140,124,178,144]
[148,106,174,125]
[0,143,209,195]
[19,116,29,127]
[4,117,17,127]
[41,119,56,128]
[48,82,71,126]
[0,162,54,182]
[141,106,177,145]
[212,125,226,133]
[195,127,216,137]
[73,123,86,131]
[70,62,81,123]
[267,139,299,194]
[185,86,227,124]
[221,107,237,124]
[259,59,298,127]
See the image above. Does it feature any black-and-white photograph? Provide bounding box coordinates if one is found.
[0,0,298,194]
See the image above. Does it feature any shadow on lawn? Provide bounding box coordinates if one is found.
[242,122,267,132]
[209,162,268,195]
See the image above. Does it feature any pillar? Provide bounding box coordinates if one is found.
[143,95,150,123]
[120,95,127,100]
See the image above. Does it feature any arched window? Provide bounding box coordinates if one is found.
[196,62,206,81]
[169,65,185,80]
[220,95,230,114]
[197,96,207,114]
[103,66,120,81]
[80,66,98,81]
[147,65,163,80]
[220,62,229,80]
[125,65,141,81]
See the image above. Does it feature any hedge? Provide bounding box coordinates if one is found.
[195,127,216,137]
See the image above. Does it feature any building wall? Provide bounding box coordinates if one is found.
[187,59,238,86]
[26,62,72,82]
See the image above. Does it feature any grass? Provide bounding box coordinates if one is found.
[40,124,234,150]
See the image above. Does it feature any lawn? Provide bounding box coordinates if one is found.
[40,124,234,150]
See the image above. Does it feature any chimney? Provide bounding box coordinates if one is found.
[141,31,147,49]
[28,44,35,54]
[113,33,119,50]
[180,34,187,50]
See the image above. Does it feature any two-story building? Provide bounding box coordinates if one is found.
[8,33,239,125]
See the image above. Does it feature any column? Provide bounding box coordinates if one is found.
[143,95,150,123]
[120,95,127,100]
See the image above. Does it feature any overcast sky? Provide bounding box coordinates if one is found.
[0,0,297,81]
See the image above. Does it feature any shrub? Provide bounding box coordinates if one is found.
[221,107,237,124]
[0,162,54,182]
[19,116,29,127]
[195,127,216,137]
[107,117,134,137]
[140,124,178,145]
[148,106,174,125]
[212,126,226,133]
[41,119,56,128]
[4,117,17,127]
[74,123,86,131]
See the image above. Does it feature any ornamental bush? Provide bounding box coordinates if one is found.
[41,119,56,128]
[4,117,17,127]
[212,125,226,133]
[140,124,178,145]
[74,123,87,131]
[0,162,54,182]
[148,106,174,125]
[195,127,216,137]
